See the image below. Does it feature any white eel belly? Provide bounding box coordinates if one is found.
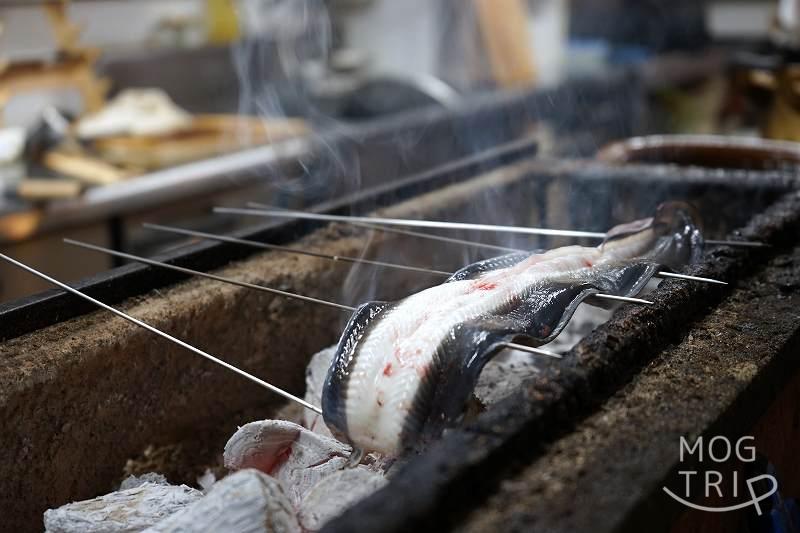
[341,245,617,455]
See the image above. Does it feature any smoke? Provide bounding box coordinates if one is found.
[227,1,555,310]
[235,0,331,104]
[232,0,374,316]
[232,0,358,198]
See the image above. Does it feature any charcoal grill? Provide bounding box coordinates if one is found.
[2,90,800,532]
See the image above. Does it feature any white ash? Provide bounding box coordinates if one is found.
[474,304,612,405]
[542,303,613,354]
[119,472,169,490]
[531,289,657,355]
[44,482,202,533]
[303,346,336,439]
[224,419,354,508]
[196,469,216,492]
[474,349,542,406]
[297,467,387,532]
[144,469,300,533]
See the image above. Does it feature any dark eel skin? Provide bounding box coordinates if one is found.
[322,204,704,458]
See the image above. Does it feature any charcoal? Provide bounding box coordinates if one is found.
[297,468,387,532]
[224,419,353,507]
[119,473,169,490]
[144,469,299,533]
[196,469,216,491]
[43,482,201,533]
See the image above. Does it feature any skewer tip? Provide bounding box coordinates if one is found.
[706,239,769,248]
[594,294,654,305]
[503,342,562,358]
[656,271,728,285]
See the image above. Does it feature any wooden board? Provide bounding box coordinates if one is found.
[43,150,130,185]
[16,179,83,201]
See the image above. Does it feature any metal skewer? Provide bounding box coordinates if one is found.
[215,206,767,249]
[654,271,726,285]
[64,239,355,312]
[141,224,656,304]
[142,223,451,277]
[0,252,323,415]
[215,206,603,238]
[589,294,653,305]
[220,208,727,286]
[504,342,562,358]
[64,239,565,360]
[705,239,768,248]
[245,202,525,254]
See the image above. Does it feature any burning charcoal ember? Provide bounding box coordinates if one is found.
[474,349,542,407]
[43,481,202,533]
[223,420,356,507]
[144,469,299,533]
[297,468,387,532]
[304,346,337,439]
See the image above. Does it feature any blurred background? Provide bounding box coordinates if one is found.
[0,0,797,303]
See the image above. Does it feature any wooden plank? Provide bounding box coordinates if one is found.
[92,115,308,169]
[16,179,83,201]
[474,0,537,88]
[43,150,129,186]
